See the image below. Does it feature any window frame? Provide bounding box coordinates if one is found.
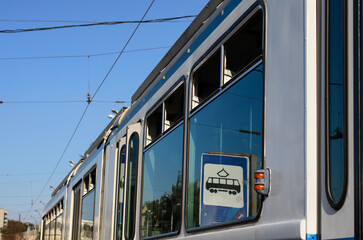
[139,78,186,239]
[79,166,97,240]
[325,0,348,210]
[186,5,265,232]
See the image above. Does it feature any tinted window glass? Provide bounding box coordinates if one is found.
[141,124,183,238]
[187,63,263,228]
[50,220,55,240]
[80,190,95,240]
[116,145,126,240]
[327,0,346,205]
[125,134,139,240]
[72,182,82,240]
[56,214,62,240]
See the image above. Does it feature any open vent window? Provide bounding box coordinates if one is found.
[192,50,221,109]
[146,105,162,145]
[145,82,185,147]
[164,84,184,131]
[191,10,263,111]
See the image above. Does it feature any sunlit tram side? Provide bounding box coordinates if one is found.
[41,0,363,239]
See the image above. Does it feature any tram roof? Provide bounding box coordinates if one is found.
[131,0,223,104]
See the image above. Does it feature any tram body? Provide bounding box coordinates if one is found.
[41,0,362,239]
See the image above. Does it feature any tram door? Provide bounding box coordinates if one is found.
[122,122,141,240]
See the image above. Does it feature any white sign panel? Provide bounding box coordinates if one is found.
[202,163,244,208]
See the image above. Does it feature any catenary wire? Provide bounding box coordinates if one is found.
[0,15,195,33]
[0,46,171,60]
[24,0,156,220]
[0,100,128,104]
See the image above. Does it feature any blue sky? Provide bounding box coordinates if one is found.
[0,0,208,224]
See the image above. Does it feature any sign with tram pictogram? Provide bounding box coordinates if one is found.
[200,153,249,226]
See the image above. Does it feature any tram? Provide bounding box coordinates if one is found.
[41,0,363,239]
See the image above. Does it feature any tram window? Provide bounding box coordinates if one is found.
[56,213,63,240]
[84,175,90,194]
[80,168,96,240]
[125,133,139,240]
[116,145,126,240]
[50,218,55,240]
[80,190,95,240]
[43,217,49,240]
[55,201,63,240]
[187,63,263,228]
[90,170,96,189]
[146,83,184,146]
[326,0,347,209]
[224,11,262,84]
[141,124,183,238]
[164,84,184,131]
[146,106,162,145]
[192,50,220,109]
[71,181,82,240]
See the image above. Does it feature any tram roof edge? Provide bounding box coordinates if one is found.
[131,0,224,104]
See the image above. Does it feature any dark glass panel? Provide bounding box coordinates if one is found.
[328,0,345,204]
[141,124,183,237]
[116,145,126,240]
[80,190,95,240]
[187,63,263,228]
[125,134,139,240]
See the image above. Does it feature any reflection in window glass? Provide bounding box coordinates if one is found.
[72,182,82,240]
[116,145,126,240]
[327,0,346,204]
[55,214,62,240]
[125,134,139,240]
[80,190,95,240]
[141,124,183,238]
[44,221,49,240]
[50,220,55,240]
[187,63,263,228]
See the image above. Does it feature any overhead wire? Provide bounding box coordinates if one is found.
[24,0,156,220]
[0,46,171,60]
[0,100,128,104]
[0,15,195,33]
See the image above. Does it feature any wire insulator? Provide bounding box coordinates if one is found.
[86,93,91,104]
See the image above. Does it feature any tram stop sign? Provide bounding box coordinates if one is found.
[200,153,249,226]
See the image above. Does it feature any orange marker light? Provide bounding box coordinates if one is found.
[254,172,265,179]
[254,184,265,191]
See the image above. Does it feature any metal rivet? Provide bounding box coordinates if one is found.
[186,72,189,77]
[163,76,166,80]
[187,49,190,54]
